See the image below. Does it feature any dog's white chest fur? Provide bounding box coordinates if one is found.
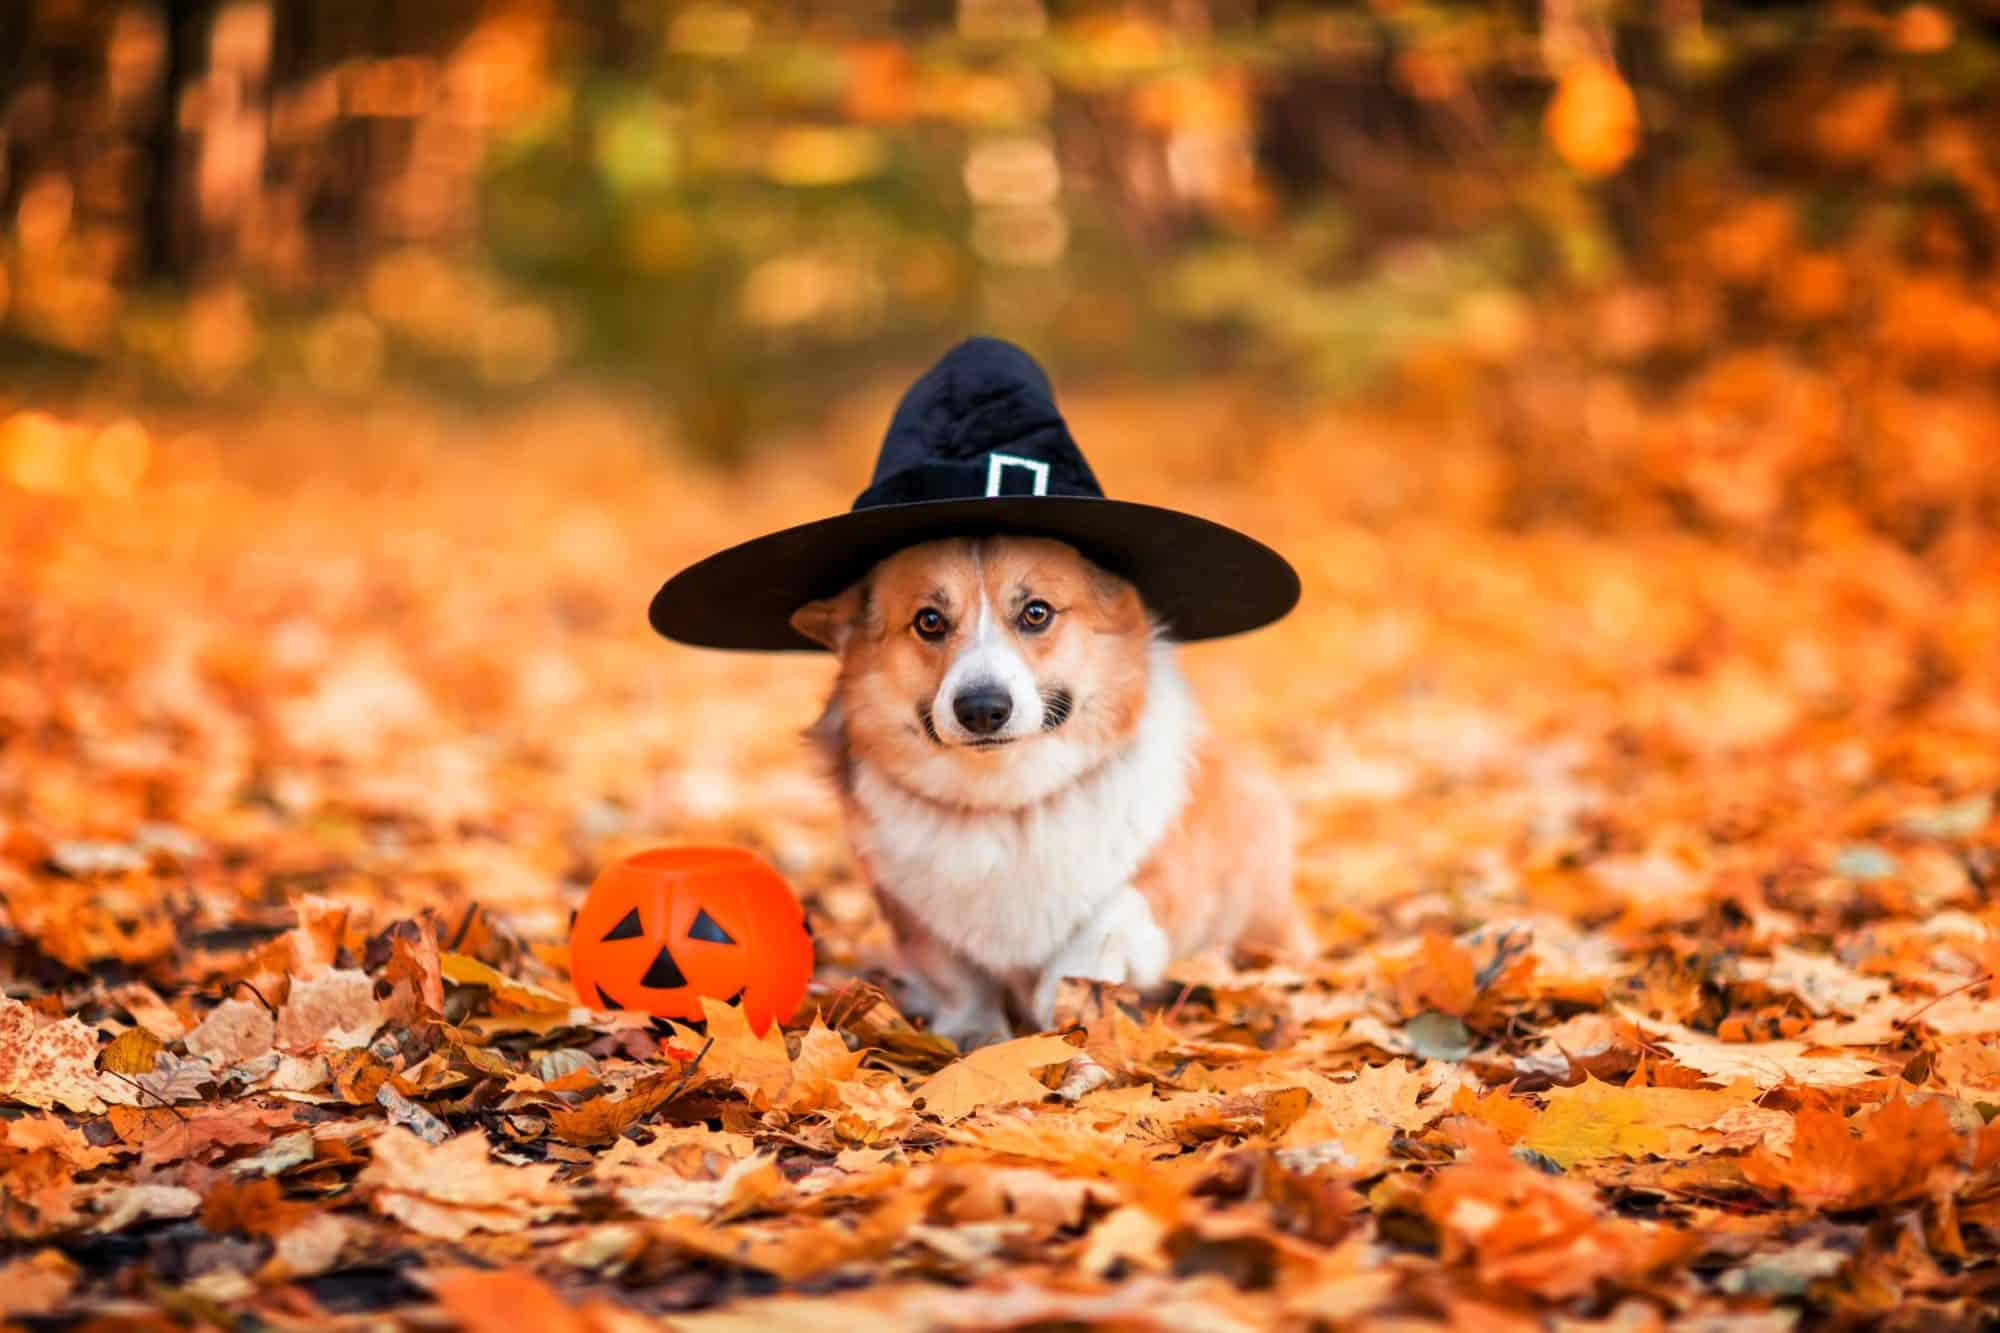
[845,647,1197,972]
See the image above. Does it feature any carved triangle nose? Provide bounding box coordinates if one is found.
[640,945,687,989]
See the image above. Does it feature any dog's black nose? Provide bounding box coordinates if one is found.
[953,686,1013,735]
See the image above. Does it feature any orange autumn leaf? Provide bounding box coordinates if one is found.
[1391,932,1480,1018]
[1448,1083,1537,1144]
[201,1176,311,1238]
[1424,1127,1699,1299]
[1741,1096,1968,1210]
[424,1268,597,1333]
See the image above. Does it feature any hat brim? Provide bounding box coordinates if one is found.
[649,496,1300,651]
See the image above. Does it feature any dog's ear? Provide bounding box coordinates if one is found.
[790,584,862,650]
[1086,563,1153,635]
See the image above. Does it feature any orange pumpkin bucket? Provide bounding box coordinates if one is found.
[569,847,813,1034]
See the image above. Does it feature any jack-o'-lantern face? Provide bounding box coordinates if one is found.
[569,847,813,1035]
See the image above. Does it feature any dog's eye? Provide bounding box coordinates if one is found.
[1018,600,1053,632]
[913,608,948,640]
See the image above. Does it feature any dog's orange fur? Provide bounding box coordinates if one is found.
[795,536,1308,1034]
[1133,740,1311,958]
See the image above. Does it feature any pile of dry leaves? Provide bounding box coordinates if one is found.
[3,382,1999,1329]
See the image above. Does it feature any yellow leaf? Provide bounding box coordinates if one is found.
[1522,1078,1746,1168]
[98,1027,165,1077]
[438,953,570,1014]
[669,997,794,1109]
[784,1017,864,1112]
[1294,1061,1436,1135]
[914,1035,1079,1123]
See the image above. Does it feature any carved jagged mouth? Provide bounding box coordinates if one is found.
[1041,687,1074,731]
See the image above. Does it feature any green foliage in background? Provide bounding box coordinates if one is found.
[10,2,2000,461]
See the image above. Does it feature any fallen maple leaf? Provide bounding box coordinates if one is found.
[785,1018,865,1111]
[424,1268,597,1333]
[439,951,570,1013]
[1520,1077,1753,1168]
[669,997,794,1109]
[183,996,277,1067]
[2,1113,119,1170]
[1742,1095,1967,1210]
[550,1070,683,1146]
[359,1126,566,1240]
[263,1210,354,1279]
[274,968,385,1052]
[1734,946,1890,1018]
[137,1103,296,1169]
[1390,932,1480,1017]
[1286,1060,1436,1136]
[612,1150,788,1222]
[1424,1127,1697,1299]
[202,1176,310,1238]
[92,1183,200,1232]
[0,998,131,1113]
[914,1034,1079,1123]
[0,1147,82,1236]
[1448,1083,1538,1144]
[0,1250,77,1319]
[379,917,447,1025]
[1623,1010,1887,1089]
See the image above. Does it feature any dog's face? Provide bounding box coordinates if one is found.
[792,536,1155,808]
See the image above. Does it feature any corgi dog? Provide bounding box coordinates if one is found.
[791,534,1310,1048]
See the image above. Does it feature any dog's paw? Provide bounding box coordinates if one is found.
[931,997,1013,1052]
[1031,889,1169,1026]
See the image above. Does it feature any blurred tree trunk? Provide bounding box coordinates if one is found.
[141,0,217,282]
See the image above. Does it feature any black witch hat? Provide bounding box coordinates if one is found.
[649,337,1298,651]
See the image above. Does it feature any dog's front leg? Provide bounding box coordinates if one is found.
[1029,887,1170,1029]
[880,897,1012,1050]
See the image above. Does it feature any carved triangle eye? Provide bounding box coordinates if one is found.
[602,907,644,942]
[640,946,687,989]
[688,908,735,945]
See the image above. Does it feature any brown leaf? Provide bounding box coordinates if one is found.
[275,968,385,1053]
[138,1104,297,1170]
[377,1082,452,1143]
[549,1071,680,1146]
[183,996,277,1068]
[358,1126,566,1240]
[201,1175,310,1238]
[381,918,446,1025]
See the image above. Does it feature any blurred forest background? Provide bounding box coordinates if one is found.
[4,0,1999,539]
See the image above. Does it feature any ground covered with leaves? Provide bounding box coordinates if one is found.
[4,378,2000,1330]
